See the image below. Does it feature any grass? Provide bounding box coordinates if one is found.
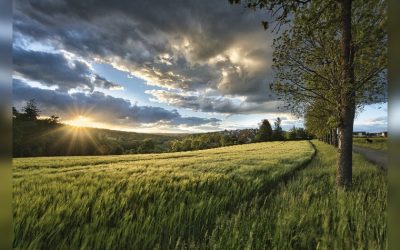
[12,140,387,249]
[353,137,388,151]
[205,141,387,249]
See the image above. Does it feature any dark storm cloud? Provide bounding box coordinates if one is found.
[14,0,278,113]
[15,0,247,54]
[12,79,220,126]
[13,47,121,91]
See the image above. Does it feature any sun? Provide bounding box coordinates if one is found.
[67,115,92,128]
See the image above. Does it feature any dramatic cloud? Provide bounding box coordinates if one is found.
[14,0,278,113]
[13,79,220,127]
[146,89,283,114]
[13,47,121,91]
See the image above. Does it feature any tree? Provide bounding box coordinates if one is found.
[137,138,155,153]
[304,102,338,146]
[256,119,273,142]
[304,103,331,140]
[170,140,181,152]
[272,0,386,187]
[220,134,234,146]
[272,117,284,140]
[288,126,297,140]
[231,0,387,188]
[22,99,40,121]
[296,128,308,139]
[45,115,60,125]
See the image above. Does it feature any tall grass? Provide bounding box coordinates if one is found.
[13,141,314,249]
[13,140,386,249]
[207,141,387,249]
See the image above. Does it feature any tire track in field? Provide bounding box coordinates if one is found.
[242,140,317,204]
[185,141,317,246]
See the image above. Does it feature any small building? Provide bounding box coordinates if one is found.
[380,131,388,137]
[353,131,366,137]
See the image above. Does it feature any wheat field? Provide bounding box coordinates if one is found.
[13,140,386,249]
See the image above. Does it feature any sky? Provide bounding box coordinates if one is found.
[12,0,387,133]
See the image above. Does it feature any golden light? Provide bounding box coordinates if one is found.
[67,115,92,128]
[61,116,102,155]
[227,48,240,63]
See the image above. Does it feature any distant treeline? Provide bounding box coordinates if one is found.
[13,100,313,157]
[169,129,257,152]
[169,118,313,152]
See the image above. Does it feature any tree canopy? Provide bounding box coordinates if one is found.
[272,117,285,140]
[271,0,387,119]
[21,99,41,121]
[256,119,273,142]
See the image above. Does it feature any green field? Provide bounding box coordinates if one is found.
[13,140,387,249]
[353,137,388,151]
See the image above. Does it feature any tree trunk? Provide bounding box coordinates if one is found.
[333,128,338,148]
[328,131,331,145]
[336,0,355,189]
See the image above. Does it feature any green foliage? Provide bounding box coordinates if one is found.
[256,119,272,142]
[220,134,234,146]
[13,141,386,249]
[170,129,257,152]
[288,126,297,140]
[269,0,387,148]
[21,99,40,121]
[137,138,155,153]
[272,117,285,141]
[287,126,312,140]
[228,0,310,32]
[12,100,41,122]
[304,100,334,139]
[296,127,308,138]
[271,0,387,117]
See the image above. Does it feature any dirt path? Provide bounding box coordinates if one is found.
[353,145,387,170]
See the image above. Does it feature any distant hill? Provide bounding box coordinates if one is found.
[13,119,181,157]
